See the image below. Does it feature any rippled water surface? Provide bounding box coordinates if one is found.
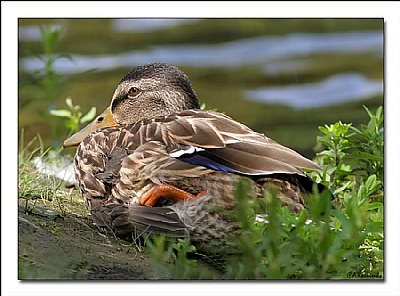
[20,29,383,108]
[21,31,382,74]
[18,18,384,155]
[245,73,383,108]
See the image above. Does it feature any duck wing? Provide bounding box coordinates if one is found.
[126,110,320,177]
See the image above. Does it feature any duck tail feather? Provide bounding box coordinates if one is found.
[92,204,188,239]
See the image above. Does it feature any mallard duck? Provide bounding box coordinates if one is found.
[64,63,322,254]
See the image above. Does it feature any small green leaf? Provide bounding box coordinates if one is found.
[367,118,377,134]
[366,202,383,211]
[364,175,379,195]
[337,164,352,173]
[349,152,382,161]
[365,222,383,233]
[80,107,97,124]
[326,167,337,175]
[363,105,373,118]
[65,97,74,109]
[306,171,322,183]
[332,180,352,196]
[49,109,71,118]
[349,126,362,134]
[318,150,336,158]
[357,184,368,206]
[375,106,382,120]
[318,125,330,135]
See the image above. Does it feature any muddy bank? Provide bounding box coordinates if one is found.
[18,199,167,280]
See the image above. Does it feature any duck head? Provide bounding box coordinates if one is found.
[63,63,200,147]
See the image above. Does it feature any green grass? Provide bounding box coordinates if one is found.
[18,130,85,217]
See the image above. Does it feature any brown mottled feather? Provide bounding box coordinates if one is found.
[117,110,320,175]
[89,203,187,238]
[70,63,325,254]
[75,110,321,241]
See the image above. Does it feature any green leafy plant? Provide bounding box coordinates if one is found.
[50,98,96,135]
[19,25,78,146]
[146,105,384,280]
[38,26,65,110]
[20,26,65,111]
[146,236,221,279]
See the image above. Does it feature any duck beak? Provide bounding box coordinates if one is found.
[63,107,118,148]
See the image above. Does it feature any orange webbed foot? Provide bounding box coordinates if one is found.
[140,184,206,206]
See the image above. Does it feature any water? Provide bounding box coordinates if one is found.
[245,73,383,109]
[112,19,200,32]
[19,24,64,42]
[19,28,383,109]
[18,19,200,42]
[20,31,382,74]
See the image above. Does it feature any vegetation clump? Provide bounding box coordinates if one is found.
[147,106,384,280]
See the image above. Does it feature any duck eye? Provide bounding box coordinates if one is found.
[128,87,140,97]
[97,116,104,122]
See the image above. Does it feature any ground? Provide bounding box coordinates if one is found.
[18,198,165,280]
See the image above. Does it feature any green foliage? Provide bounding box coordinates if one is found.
[20,26,65,111]
[309,106,383,201]
[39,26,65,106]
[50,98,96,135]
[146,236,218,279]
[20,25,76,146]
[147,106,384,279]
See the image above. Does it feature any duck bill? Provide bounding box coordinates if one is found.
[63,107,118,148]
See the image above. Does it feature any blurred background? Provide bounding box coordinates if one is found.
[18,18,383,158]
